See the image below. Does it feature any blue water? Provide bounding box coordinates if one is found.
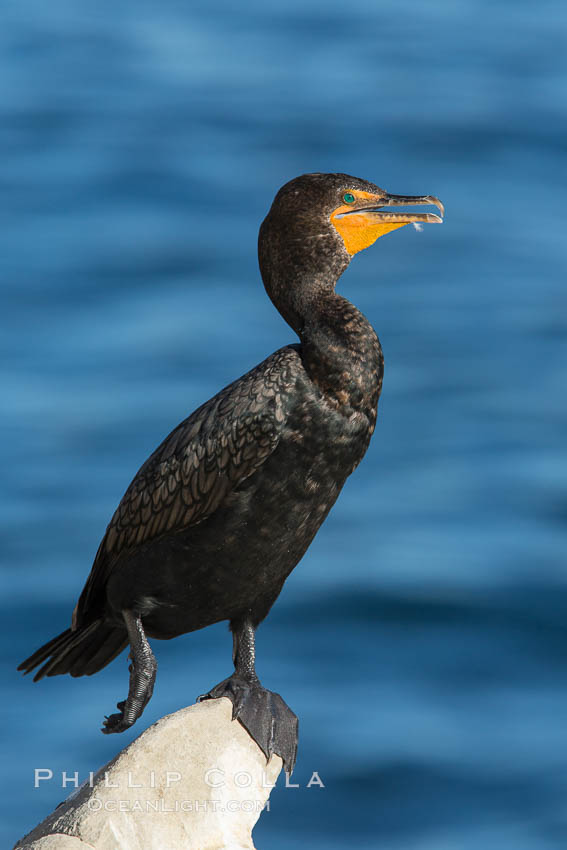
[2,0,567,846]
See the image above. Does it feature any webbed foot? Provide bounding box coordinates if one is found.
[101,612,157,735]
[102,699,132,734]
[199,674,298,773]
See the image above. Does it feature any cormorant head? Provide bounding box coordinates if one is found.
[259,172,443,332]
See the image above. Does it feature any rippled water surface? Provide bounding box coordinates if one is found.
[2,1,567,847]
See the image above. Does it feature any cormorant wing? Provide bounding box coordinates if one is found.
[75,346,300,621]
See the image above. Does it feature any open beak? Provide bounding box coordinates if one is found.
[331,189,444,255]
[336,193,444,224]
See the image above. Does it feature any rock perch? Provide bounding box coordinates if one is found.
[15,699,282,850]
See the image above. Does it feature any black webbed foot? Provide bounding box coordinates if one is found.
[102,699,130,734]
[101,659,156,734]
[199,673,298,773]
[101,612,157,735]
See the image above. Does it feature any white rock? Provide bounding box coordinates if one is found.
[15,698,282,850]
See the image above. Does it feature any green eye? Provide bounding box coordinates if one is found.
[343,193,355,204]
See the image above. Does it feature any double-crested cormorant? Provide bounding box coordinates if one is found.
[19,173,443,772]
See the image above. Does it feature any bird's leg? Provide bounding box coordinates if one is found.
[199,617,298,773]
[232,617,259,684]
[102,610,157,734]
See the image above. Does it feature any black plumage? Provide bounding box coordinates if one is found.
[19,173,443,771]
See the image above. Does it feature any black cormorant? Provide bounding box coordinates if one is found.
[19,173,443,772]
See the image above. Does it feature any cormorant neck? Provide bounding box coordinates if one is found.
[259,245,382,417]
[258,215,383,419]
[299,290,384,419]
[258,223,350,336]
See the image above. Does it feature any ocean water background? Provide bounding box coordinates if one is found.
[2,0,567,846]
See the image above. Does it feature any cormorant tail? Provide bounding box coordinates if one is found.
[18,621,128,681]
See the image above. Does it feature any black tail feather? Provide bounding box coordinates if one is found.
[18,621,128,680]
[72,628,128,677]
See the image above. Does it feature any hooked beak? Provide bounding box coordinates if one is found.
[335,193,444,224]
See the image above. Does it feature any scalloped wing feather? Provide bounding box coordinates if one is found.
[74,347,301,622]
